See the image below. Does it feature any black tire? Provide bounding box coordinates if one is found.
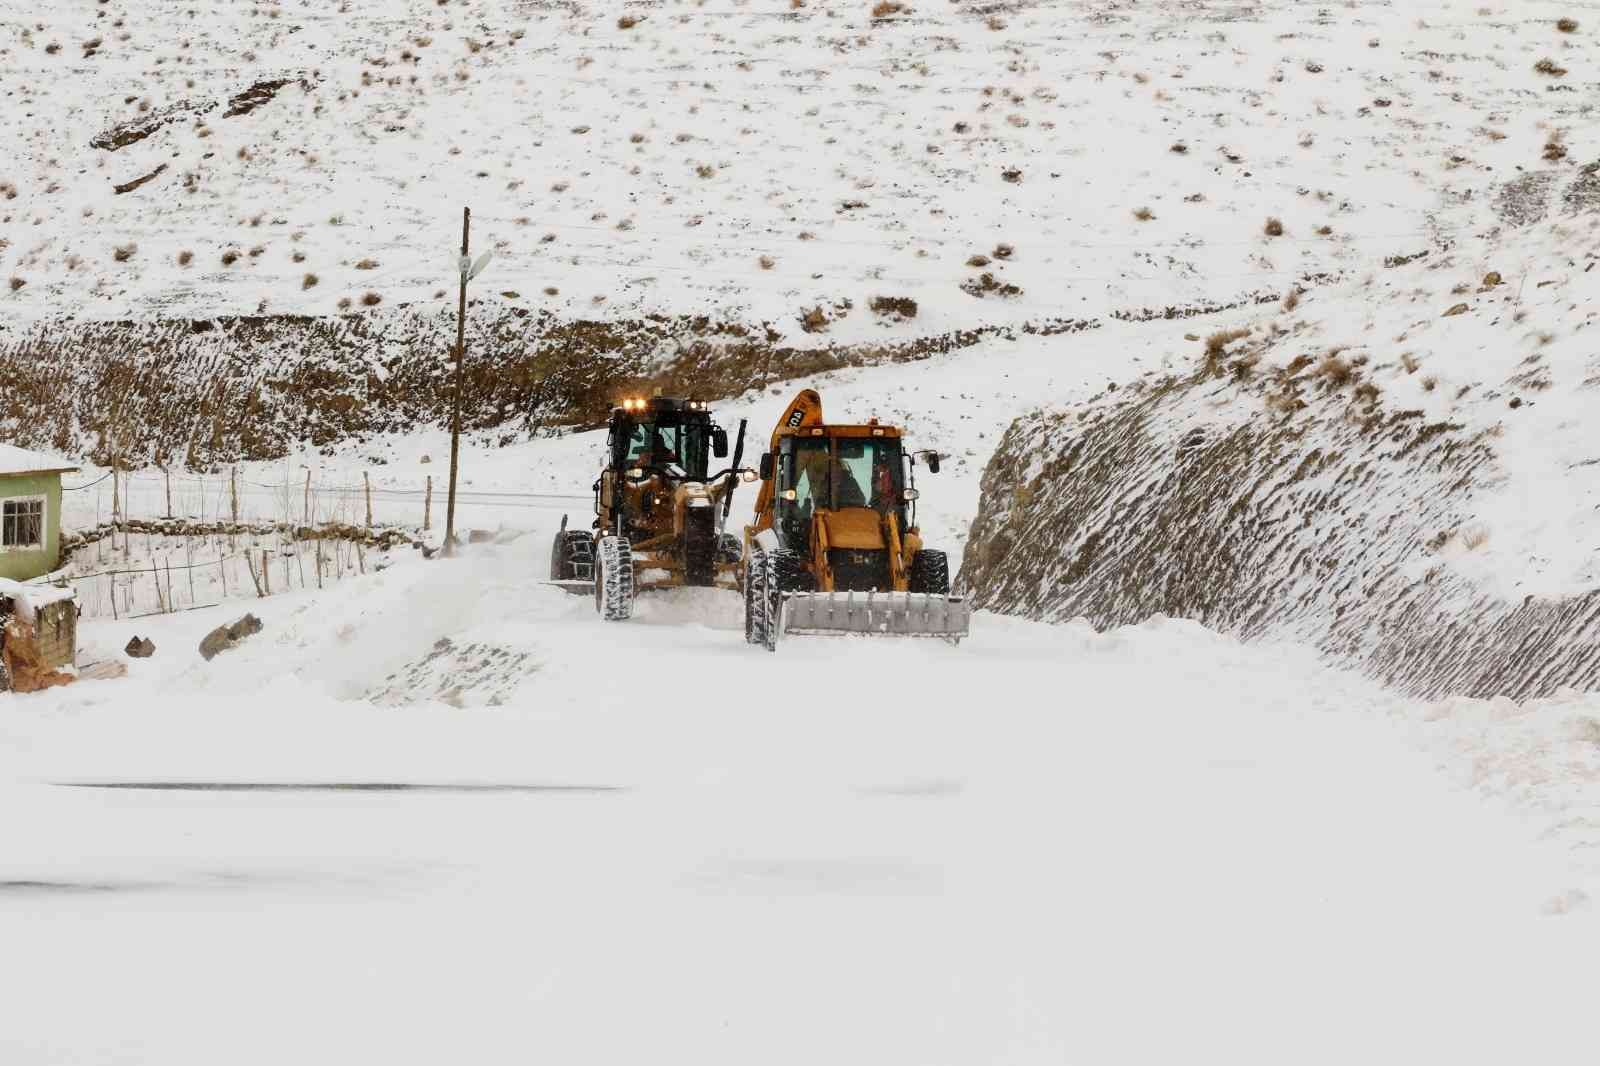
[908,549,951,595]
[744,548,769,647]
[594,536,635,621]
[715,533,743,564]
[550,530,595,582]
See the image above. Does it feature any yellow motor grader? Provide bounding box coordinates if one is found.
[742,389,969,648]
[551,395,756,620]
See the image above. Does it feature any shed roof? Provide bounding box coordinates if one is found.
[0,445,81,477]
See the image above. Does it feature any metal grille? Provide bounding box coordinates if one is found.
[827,549,890,592]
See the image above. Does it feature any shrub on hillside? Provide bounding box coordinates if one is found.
[1264,217,1285,237]
[113,242,137,262]
[870,295,918,320]
[1557,17,1579,33]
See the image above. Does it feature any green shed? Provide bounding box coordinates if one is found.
[0,445,80,583]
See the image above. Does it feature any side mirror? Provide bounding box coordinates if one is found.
[759,454,774,481]
[927,453,941,474]
[712,426,729,459]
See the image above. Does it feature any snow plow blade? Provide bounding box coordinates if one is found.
[779,590,969,642]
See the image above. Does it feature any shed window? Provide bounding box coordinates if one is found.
[2,498,44,550]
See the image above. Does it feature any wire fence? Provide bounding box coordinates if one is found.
[47,466,591,622]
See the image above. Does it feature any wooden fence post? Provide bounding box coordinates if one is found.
[424,475,432,531]
[304,469,312,526]
[364,472,373,529]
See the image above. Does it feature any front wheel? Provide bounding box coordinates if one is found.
[744,548,770,647]
[595,536,636,621]
[908,549,951,595]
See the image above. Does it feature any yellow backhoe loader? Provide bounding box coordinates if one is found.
[741,389,969,648]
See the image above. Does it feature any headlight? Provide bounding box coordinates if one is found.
[740,470,758,483]
[688,497,712,508]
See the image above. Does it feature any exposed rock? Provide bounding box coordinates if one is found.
[124,636,155,658]
[113,164,167,195]
[91,100,214,151]
[198,614,263,662]
[223,77,313,118]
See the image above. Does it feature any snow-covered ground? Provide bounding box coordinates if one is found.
[4,528,1599,1064]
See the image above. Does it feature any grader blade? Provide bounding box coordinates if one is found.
[778,589,969,642]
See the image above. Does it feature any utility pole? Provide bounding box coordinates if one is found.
[444,208,469,557]
[443,206,491,558]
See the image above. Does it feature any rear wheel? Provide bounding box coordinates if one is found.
[595,536,635,621]
[908,549,950,595]
[550,530,595,582]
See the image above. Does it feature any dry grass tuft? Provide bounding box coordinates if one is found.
[1400,352,1420,374]
[361,292,382,307]
[1264,216,1285,237]
[1544,131,1568,161]
[1557,17,1579,32]
[302,272,319,290]
[112,242,137,262]
[7,277,23,292]
[1132,206,1155,222]
[1281,287,1301,312]
[1534,57,1568,76]
[1202,328,1251,374]
[1316,351,1355,386]
[355,257,379,270]
[966,254,991,268]
[992,243,1014,260]
[800,305,830,333]
[617,14,640,29]
[869,295,918,320]
[337,296,353,311]
[871,1,906,18]
[1460,523,1491,550]
[176,250,193,267]
[758,255,776,270]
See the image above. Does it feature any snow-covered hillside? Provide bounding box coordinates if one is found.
[3,0,1593,333]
